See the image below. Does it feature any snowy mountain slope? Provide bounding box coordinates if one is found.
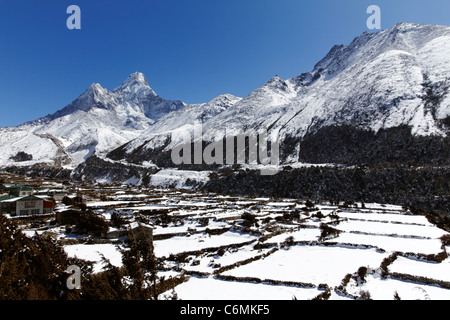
[0,128,71,167]
[9,72,187,167]
[204,23,450,138]
[107,93,241,162]
[278,23,450,137]
[110,23,450,166]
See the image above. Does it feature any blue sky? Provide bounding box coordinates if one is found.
[0,0,450,127]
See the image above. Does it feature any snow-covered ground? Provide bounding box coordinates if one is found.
[222,245,388,287]
[15,183,450,300]
[149,169,211,189]
[159,276,321,300]
[389,256,450,282]
[346,274,450,300]
[64,243,124,273]
[153,230,258,258]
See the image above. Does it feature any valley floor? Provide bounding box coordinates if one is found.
[5,172,449,301]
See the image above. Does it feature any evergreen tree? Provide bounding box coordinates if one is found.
[0,215,70,299]
[121,225,159,299]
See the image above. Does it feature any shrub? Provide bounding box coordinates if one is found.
[283,212,295,221]
[311,287,331,300]
[219,167,234,177]
[305,200,315,208]
[341,273,352,287]
[319,223,340,241]
[62,196,74,206]
[241,211,256,226]
[427,214,450,233]
[357,266,368,283]
[341,200,356,208]
[263,217,272,224]
[110,211,126,228]
[73,210,109,236]
[291,210,300,220]
[283,236,295,247]
[198,217,209,227]
[359,290,372,300]
[440,234,450,246]
[312,211,324,219]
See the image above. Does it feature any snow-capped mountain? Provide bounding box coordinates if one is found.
[6,72,186,167]
[1,23,449,172]
[113,23,450,166]
[202,23,450,141]
[107,93,242,163]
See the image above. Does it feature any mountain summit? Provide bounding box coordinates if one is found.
[118,72,150,88]
[13,72,187,166]
[113,72,157,98]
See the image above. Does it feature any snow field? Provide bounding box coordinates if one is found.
[23,184,448,300]
[221,245,389,287]
[335,219,447,239]
[64,243,123,273]
[388,256,450,282]
[328,232,443,255]
[153,230,258,258]
[346,273,450,300]
[159,276,321,300]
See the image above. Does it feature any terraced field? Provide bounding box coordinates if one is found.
[20,183,448,300]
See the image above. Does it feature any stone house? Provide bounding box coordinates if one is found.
[106,222,153,242]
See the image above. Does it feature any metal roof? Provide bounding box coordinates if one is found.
[4,184,33,189]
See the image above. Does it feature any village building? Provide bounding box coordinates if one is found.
[106,221,153,242]
[34,188,68,202]
[0,194,55,216]
[5,184,34,197]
